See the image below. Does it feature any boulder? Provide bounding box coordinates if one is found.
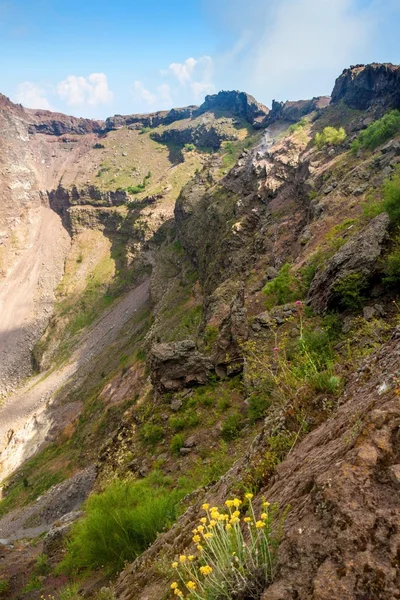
[308,213,390,313]
[149,340,213,394]
[43,510,83,559]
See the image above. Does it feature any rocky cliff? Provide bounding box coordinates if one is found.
[0,63,399,600]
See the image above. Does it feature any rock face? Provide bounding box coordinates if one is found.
[331,63,400,111]
[265,96,331,125]
[27,108,104,135]
[105,106,197,130]
[196,90,269,126]
[149,340,213,393]
[308,213,390,313]
[151,119,239,150]
[115,332,400,600]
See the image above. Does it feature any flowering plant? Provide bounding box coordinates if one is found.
[170,495,286,599]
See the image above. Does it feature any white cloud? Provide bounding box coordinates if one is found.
[132,80,157,106]
[162,55,215,101]
[205,0,378,103]
[57,73,113,106]
[165,57,198,84]
[14,81,52,110]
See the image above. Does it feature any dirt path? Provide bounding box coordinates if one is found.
[0,279,150,480]
[0,206,70,396]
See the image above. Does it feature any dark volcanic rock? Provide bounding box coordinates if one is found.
[105,106,197,130]
[331,62,400,111]
[27,109,104,135]
[265,96,330,126]
[196,90,269,126]
[149,340,213,394]
[151,120,238,150]
[308,213,390,312]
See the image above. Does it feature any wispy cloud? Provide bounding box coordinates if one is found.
[57,73,113,106]
[15,81,52,110]
[163,55,215,100]
[204,0,379,103]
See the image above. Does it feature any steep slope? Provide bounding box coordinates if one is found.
[0,63,399,600]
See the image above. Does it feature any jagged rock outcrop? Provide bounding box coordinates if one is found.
[105,106,197,130]
[149,340,213,393]
[308,213,390,312]
[213,285,249,375]
[151,119,239,150]
[264,96,330,126]
[196,90,269,126]
[331,63,400,112]
[27,109,104,135]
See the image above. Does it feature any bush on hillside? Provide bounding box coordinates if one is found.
[383,167,400,223]
[351,110,400,154]
[60,478,184,574]
[263,263,299,308]
[314,126,346,150]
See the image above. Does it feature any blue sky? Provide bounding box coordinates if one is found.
[1,0,399,119]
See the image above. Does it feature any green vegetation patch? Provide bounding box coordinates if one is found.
[351,109,400,153]
[59,475,186,575]
[314,126,346,150]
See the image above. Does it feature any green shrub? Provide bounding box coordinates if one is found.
[351,110,400,153]
[58,583,82,600]
[333,273,367,309]
[288,118,307,134]
[93,142,105,149]
[383,168,400,223]
[263,263,299,308]
[184,143,196,152]
[383,245,400,285]
[170,434,185,455]
[314,126,346,150]
[221,412,244,441]
[126,182,146,194]
[34,553,50,576]
[61,478,183,575]
[22,576,42,593]
[247,394,271,422]
[308,372,342,394]
[0,579,9,596]
[140,423,164,446]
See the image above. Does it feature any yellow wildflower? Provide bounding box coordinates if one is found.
[225,523,232,531]
[233,498,242,508]
[244,517,251,523]
[202,503,210,510]
[261,513,268,520]
[179,555,187,563]
[186,581,196,591]
[171,583,178,590]
[174,590,183,598]
[209,519,216,527]
[192,528,198,534]
[197,525,204,532]
[204,532,213,539]
[245,493,254,500]
[188,555,195,561]
[225,500,234,508]
[255,520,265,528]
[232,510,240,518]
[172,562,178,568]
[210,507,218,512]
[230,516,240,525]
[262,501,270,508]
[200,517,207,524]
[197,544,203,551]
[192,534,201,543]
[217,514,226,521]
[200,565,213,576]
